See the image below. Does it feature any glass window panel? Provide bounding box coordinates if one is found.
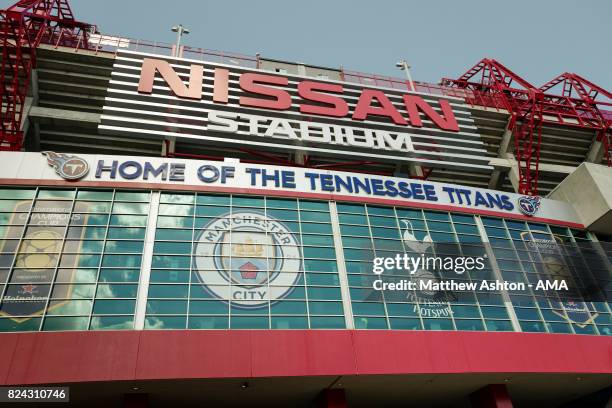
[353,302,385,316]
[368,216,397,227]
[145,316,186,329]
[73,201,111,213]
[114,191,150,202]
[195,206,229,217]
[189,300,228,314]
[299,211,331,223]
[110,215,147,227]
[232,196,264,207]
[389,318,422,330]
[148,284,189,298]
[96,284,138,298]
[152,256,190,269]
[266,209,298,221]
[160,193,195,204]
[270,300,308,314]
[271,316,308,329]
[484,320,513,331]
[0,189,36,199]
[355,317,388,329]
[155,228,193,241]
[303,247,335,259]
[309,301,343,315]
[340,225,370,236]
[46,300,92,316]
[90,316,133,330]
[307,287,341,300]
[105,240,144,253]
[92,299,136,315]
[0,317,41,332]
[422,318,453,330]
[299,201,329,211]
[76,190,113,201]
[158,204,194,216]
[196,194,230,206]
[302,235,334,246]
[42,316,89,331]
[102,255,141,268]
[395,209,423,219]
[0,200,29,212]
[153,242,192,254]
[37,189,75,199]
[301,223,332,234]
[339,214,368,225]
[426,221,453,232]
[157,216,193,228]
[309,316,345,329]
[519,320,548,333]
[107,227,145,240]
[150,269,189,283]
[337,203,366,214]
[366,206,394,217]
[146,300,188,314]
[266,198,298,209]
[455,319,485,331]
[99,269,139,282]
[188,316,228,329]
[305,273,340,286]
[231,316,269,329]
[370,227,400,239]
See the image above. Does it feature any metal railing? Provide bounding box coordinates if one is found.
[52,33,610,119]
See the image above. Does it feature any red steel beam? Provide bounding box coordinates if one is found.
[0,0,94,151]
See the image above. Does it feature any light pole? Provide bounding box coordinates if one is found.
[396,59,415,92]
[171,24,190,56]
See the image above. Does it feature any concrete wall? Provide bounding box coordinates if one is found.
[549,162,612,234]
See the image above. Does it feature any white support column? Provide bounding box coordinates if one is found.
[329,201,355,329]
[474,216,522,332]
[134,191,161,330]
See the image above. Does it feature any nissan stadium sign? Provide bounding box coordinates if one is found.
[0,152,582,226]
[98,50,492,172]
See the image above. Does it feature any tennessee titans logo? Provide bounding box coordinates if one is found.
[517,196,541,216]
[42,151,89,180]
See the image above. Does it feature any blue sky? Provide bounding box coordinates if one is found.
[7,0,612,90]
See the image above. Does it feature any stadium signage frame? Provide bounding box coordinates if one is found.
[0,152,583,227]
[99,51,493,173]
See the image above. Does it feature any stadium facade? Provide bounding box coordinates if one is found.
[0,1,611,407]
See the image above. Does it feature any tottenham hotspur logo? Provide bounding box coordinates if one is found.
[193,211,302,308]
[42,151,89,180]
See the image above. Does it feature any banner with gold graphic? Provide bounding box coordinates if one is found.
[0,199,87,322]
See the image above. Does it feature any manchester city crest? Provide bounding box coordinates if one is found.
[42,151,89,180]
[517,195,541,216]
[193,211,302,308]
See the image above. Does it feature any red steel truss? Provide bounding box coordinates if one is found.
[539,73,612,166]
[442,58,612,196]
[0,0,94,150]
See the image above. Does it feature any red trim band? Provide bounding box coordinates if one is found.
[0,330,609,385]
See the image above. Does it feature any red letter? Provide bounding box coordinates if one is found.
[239,73,291,110]
[403,95,460,132]
[213,68,229,103]
[298,81,349,117]
[352,89,407,125]
[138,58,203,99]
